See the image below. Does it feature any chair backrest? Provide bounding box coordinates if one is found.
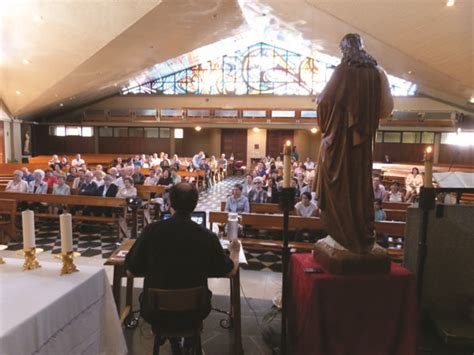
[147,286,210,313]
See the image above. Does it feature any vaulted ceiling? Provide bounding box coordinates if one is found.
[0,0,472,120]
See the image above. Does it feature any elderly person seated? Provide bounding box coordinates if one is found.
[95,175,119,217]
[28,170,48,194]
[116,167,133,189]
[53,174,70,195]
[27,169,48,211]
[6,170,28,193]
[248,176,268,203]
[116,177,137,199]
[93,170,106,187]
[71,171,97,215]
[72,169,86,189]
[78,171,98,196]
[144,169,159,186]
[52,174,70,214]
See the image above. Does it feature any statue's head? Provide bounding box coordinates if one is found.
[340,33,363,54]
[339,33,377,67]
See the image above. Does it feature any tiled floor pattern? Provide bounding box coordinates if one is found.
[5,175,284,272]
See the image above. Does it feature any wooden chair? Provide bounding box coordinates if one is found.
[147,286,209,355]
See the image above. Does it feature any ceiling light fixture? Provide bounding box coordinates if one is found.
[407,70,413,75]
[195,126,202,132]
[59,103,64,107]
[15,90,21,95]
[446,0,455,6]
[22,59,30,65]
[252,127,260,133]
[310,127,318,134]
[469,96,474,104]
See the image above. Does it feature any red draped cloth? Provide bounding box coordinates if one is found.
[288,254,417,355]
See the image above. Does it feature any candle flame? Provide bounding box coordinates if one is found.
[426,146,432,154]
[285,140,291,146]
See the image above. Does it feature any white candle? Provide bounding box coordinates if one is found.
[22,210,35,250]
[424,146,433,187]
[60,213,73,253]
[283,141,292,188]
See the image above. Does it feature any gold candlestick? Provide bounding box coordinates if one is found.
[59,251,80,275]
[0,245,7,264]
[22,247,41,271]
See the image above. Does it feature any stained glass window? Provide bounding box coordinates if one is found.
[122,42,416,97]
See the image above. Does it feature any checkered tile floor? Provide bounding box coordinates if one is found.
[6,176,283,271]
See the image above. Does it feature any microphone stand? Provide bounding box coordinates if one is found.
[279,187,295,355]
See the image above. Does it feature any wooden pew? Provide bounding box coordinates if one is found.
[382,202,412,211]
[0,199,17,242]
[384,209,407,222]
[135,185,167,225]
[209,211,407,259]
[0,192,130,239]
[136,185,167,200]
[220,201,297,215]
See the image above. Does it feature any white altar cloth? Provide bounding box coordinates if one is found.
[0,258,127,355]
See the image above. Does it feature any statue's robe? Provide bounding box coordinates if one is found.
[314,63,393,254]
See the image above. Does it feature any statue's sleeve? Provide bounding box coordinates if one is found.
[377,67,394,119]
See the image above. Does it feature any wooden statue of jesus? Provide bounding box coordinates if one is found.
[314,33,393,254]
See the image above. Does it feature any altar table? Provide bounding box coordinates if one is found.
[0,258,127,355]
[288,253,417,355]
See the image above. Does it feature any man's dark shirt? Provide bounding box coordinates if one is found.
[125,213,234,320]
[78,181,98,196]
[96,183,118,197]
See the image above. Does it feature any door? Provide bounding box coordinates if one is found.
[221,129,247,162]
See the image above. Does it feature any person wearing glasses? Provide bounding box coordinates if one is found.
[248,176,268,204]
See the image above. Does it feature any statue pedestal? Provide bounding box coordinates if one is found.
[313,238,391,275]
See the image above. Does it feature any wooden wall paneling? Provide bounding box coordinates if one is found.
[438,144,474,166]
[221,129,247,162]
[266,130,294,158]
[98,137,169,155]
[374,143,437,164]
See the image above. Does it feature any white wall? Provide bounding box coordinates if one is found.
[246,128,267,167]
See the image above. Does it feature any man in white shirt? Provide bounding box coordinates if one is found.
[304,157,315,170]
[71,153,85,167]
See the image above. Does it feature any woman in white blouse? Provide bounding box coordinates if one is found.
[6,170,28,193]
[116,177,137,199]
[384,182,404,202]
[405,167,423,201]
